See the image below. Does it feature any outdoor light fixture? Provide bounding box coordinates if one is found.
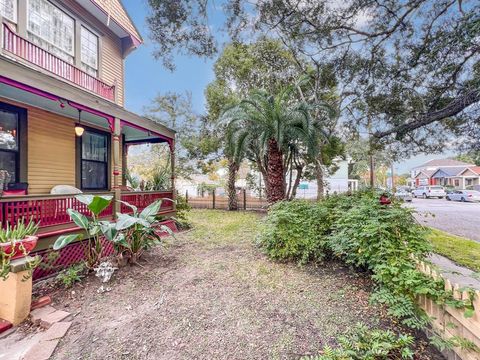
[75,109,85,137]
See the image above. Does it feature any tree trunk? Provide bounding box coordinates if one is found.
[290,165,303,200]
[315,162,324,200]
[266,139,285,204]
[227,158,239,211]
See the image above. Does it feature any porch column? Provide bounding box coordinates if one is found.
[170,140,176,209]
[112,118,122,217]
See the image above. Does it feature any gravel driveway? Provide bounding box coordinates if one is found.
[407,198,480,242]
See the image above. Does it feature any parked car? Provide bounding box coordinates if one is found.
[446,190,480,202]
[394,189,413,202]
[412,185,446,199]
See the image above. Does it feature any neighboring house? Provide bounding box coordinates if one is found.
[432,166,480,189]
[0,0,175,279]
[409,159,475,187]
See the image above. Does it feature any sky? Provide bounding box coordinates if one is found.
[121,0,457,175]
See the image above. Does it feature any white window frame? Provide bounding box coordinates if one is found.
[80,26,99,76]
[26,0,75,59]
[0,0,17,23]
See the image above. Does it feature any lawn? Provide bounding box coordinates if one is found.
[43,209,440,359]
[428,228,480,272]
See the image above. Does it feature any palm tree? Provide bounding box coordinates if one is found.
[222,85,332,204]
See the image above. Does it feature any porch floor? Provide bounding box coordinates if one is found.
[33,210,442,359]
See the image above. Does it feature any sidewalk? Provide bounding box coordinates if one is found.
[429,253,480,290]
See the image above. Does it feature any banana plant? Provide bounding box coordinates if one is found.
[53,195,113,269]
[113,199,175,264]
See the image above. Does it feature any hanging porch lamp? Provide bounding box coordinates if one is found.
[75,109,85,137]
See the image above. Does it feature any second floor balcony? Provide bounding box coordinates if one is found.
[1,22,116,102]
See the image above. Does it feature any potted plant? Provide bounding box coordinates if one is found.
[0,219,40,279]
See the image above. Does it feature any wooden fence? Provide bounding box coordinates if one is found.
[417,261,480,360]
[185,189,268,210]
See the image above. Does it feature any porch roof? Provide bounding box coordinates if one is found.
[0,58,175,141]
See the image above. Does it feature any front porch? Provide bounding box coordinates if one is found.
[0,74,175,280]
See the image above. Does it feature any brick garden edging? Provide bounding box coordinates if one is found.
[417,261,480,360]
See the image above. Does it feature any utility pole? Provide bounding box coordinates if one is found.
[391,163,395,191]
[367,116,375,188]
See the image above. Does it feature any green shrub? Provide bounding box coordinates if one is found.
[259,191,475,333]
[303,323,415,359]
[257,200,331,264]
[173,194,192,230]
[56,263,85,288]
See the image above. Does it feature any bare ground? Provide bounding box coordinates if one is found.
[38,209,442,360]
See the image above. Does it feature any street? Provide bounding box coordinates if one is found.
[407,198,480,242]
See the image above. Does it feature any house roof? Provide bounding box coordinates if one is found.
[431,167,469,177]
[414,158,475,169]
[462,166,480,176]
[414,170,436,178]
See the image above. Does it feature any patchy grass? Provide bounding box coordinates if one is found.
[47,210,441,360]
[428,228,480,272]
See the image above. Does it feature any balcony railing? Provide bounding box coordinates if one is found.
[2,23,115,101]
[0,190,174,231]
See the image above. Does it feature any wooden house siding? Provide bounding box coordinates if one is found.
[0,98,76,194]
[27,106,76,195]
[63,0,126,106]
[91,0,142,41]
[101,33,125,106]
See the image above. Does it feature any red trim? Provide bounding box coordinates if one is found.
[0,75,59,101]
[68,101,115,132]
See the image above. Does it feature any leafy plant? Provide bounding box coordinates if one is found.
[56,263,85,288]
[114,199,175,264]
[259,190,479,351]
[172,194,191,230]
[0,218,40,280]
[303,323,415,359]
[53,195,114,269]
[0,218,39,243]
[257,200,332,264]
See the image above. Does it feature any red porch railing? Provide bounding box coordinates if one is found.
[120,191,175,213]
[0,193,114,229]
[2,23,115,101]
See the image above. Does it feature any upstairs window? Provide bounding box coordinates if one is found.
[27,0,75,63]
[0,0,16,23]
[81,27,99,77]
[81,130,109,190]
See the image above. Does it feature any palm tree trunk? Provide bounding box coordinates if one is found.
[266,138,285,204]
[316,162,324,200]
[290,165,303,199]
[227,158,239,211]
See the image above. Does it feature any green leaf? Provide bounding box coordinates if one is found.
[76,195,113,216]
[115,213,139,230]
[67,209,89,230]
[159,224,175,239]
[139,200,163,222]
[99,221,117,241]
[464,308,475,318]
[53,234,81,250]
[88,196,113,216]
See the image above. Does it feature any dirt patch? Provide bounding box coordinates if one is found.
[40,210,443,359]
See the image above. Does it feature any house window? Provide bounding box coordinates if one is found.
[27,0,75,63]
[0,0,16,23]
[454,179,460,187]
[81,130,108,190]
[81,27,99,77]
[0,104,25,183]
